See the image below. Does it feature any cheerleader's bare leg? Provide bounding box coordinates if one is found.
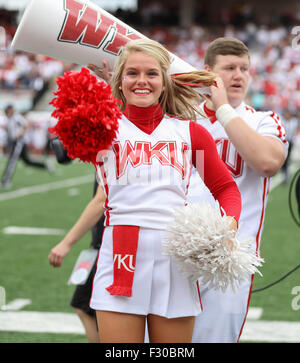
[147,314,195,343]
[96,311,146,343]
[96,311,195,343]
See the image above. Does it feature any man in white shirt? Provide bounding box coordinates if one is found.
[189,37,288,343]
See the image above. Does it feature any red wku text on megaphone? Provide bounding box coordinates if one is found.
[12,0,197,74]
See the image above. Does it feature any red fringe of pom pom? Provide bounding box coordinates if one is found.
[49,67,121,164]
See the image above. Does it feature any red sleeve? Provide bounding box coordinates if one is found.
[190,121,241,223]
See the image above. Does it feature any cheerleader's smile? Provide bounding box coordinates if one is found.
[121,52,164,108]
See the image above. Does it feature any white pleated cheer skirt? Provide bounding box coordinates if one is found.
[90,226,202,318]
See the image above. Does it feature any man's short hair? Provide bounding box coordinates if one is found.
[204,37,250,67]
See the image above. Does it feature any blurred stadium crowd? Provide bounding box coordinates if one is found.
[0,2,299,158]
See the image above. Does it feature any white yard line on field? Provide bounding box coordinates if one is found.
[3,226,66,235]
[1,299,32,311]
[0,311,85,335]
[246,307,263,320]
[0,309,299,342]
[240,320,300,343]
[0,174,94,201]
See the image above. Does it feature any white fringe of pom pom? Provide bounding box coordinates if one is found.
[163,202,264,293]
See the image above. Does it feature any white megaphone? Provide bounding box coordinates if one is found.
[12,0,197,75]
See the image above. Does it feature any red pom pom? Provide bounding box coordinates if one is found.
[49,67,121,164]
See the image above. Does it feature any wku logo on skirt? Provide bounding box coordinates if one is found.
[113,254,135,273]
[106,225,139,297]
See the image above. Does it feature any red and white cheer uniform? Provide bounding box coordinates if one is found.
[90,104,241,318]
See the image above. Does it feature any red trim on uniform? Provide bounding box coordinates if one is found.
[245,105,255,113]
[98,161,110,225]
[237,177,268,343]
[196,281,203,311]
[270,112,287,144]
[237,274,254,343]
[255,177,268,252]
[271,112,283,139]
[203,102,217,123]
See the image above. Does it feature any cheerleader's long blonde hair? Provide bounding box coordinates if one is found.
[111,39,216,122]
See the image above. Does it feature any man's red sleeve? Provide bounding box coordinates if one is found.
[189,121,241,222]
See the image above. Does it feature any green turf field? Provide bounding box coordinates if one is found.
[250,175,300,322]
[0,157,95,343]
[0,155,299,343]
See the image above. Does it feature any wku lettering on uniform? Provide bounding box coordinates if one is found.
[215,138,244,178]
[112,140,189,179]
[113,254,135,272]
[58,0,140,54]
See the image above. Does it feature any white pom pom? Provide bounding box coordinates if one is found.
[163,202,264,292]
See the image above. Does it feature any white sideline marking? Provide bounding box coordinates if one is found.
[246,307,263,320]
[3,226,65,235]
[67,188,80,196]
[0,311,85,335]
[0,287,5,309]
[0,174,94,201]
[269,173,284,192]
[241,320,300,343]
[1,299,32,311]
[0,308,300,342]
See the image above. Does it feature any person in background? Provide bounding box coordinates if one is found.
[0,104,53,188]
[188,37,288,343]
[0,110,7,157]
